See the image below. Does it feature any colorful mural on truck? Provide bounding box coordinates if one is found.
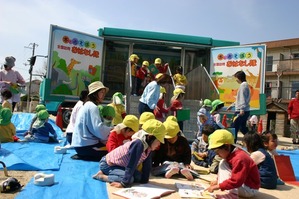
[210,45,266,110]
[48,26,103,96]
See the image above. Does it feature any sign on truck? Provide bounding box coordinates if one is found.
[40,25,104,113]
[209,44,267,115]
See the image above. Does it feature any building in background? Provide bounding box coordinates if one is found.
[254,38,299,137]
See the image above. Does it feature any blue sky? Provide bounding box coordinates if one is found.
[1,0,298,81]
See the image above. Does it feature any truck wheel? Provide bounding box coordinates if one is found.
[62,108,72,129]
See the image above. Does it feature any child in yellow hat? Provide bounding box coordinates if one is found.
[206,129,260,198]
[93,119,166,188]
[152,120,198,180]
[106,115,139,152]
[154,86,169,122]
[169,88,185,131]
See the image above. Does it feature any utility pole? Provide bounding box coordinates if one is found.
[26,43,38,112]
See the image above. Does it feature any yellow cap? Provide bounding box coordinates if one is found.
[208,129,234,149]
[160,86,166,94]
[142,119,166,143]
[155,73,163,80]
[173,88,185,96]
[155,58,161,64]
[139,112,155,125]
[142,61,149,67]
[166,116,178,122]
[129,54,139,62]
[164,120,180,139]
[119,115,139,132]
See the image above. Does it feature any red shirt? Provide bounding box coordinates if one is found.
[219,148,260,191]
[136,67,147,80]
[154,98,168,120]
[169,99,183,117]
[157,64,168,74]
[106,130,131,152]
[288,98,299,119]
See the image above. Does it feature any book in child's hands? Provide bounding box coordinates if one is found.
[113,183,175,199]
[175,182,215,198]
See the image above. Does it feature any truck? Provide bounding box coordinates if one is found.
[42,24,262,130]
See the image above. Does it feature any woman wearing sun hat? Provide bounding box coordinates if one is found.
[71,81,112,161]
[0,56,25,111]
[93,119,166,188]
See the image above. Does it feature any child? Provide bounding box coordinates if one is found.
[206,129,260,198]
[130,54,139,95]
[1,89,12,111]
[249,115,258,131]
[0,108,18,143]
[261,131,285,185]
[25,110,58,143]
[139,112,155,129]
[65,90,88,145]
[152,120,197,180]
[191,124,220,173]
[169,88,185,131]
[154,86,168,122]
[92,119,166,188]
[25,104,47,136]
[136,61,149,96]
[243,132,277,189]
[210,99,225,129]
[106,115,139,152]
[98,105,116,127]
[108,92,126,126]
[173,66,188,90]
[196,108,216,137]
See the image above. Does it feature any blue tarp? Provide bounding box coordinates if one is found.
[16,149,108,199]
[0,113,64,170]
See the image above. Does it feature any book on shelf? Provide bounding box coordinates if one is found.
[113,183,175,199]
[175,182,215,199]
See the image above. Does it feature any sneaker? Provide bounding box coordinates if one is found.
[180,168,194,180]
[165,167,179,178]
[277,178,285,185]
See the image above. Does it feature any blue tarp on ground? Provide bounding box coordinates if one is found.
[0,113,64,170]
[15,149,108,199]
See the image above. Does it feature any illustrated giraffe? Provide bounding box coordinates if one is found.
[67,58,81,75]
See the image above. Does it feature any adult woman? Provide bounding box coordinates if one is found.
[227,70,250,142]
[138,73,170,115]
[71,81,111,161]
[0,56,25,111]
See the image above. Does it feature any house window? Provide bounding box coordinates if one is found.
[291,81,299,97]
[266,56,273,71]
[292,53,299,59]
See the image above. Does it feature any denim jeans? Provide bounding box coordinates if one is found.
[231,111,250,143]
[99,156,141,183]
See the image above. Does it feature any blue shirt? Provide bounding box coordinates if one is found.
[71,101,111,147]
[32,122,57,142]
[139,81,160,110]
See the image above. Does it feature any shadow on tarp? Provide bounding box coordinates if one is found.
[15,150,108,199]
[277,149,299,181]
[0,113,65,171]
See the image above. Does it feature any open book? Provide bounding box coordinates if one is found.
[175,182,215,198]
[113,183,175,199]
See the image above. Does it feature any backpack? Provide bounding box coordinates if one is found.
[0,177,22,193]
